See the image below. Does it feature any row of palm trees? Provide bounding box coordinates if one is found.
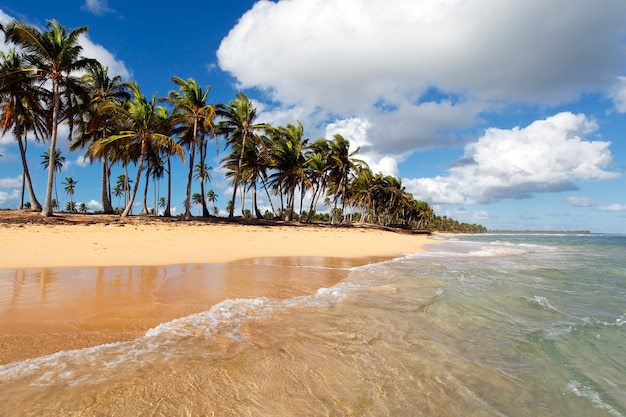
[1,18,485,232]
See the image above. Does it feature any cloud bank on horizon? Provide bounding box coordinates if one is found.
[217,0,626,204]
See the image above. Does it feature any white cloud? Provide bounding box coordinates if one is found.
[78,36,131,80]
[610,76,626,113]
[217,0,626,171]
[81,0,115,16]
[0,189,19,206]
[598,204,626,212]
[405,112,621,204]
[566,196,596,207]
[0,175,22,189]
[86,199,101,211]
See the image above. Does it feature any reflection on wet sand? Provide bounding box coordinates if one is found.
[0,257,364,364]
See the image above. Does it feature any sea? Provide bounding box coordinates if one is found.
[0,233,624,416]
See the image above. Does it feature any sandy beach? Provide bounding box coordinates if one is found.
[0,211,437,364]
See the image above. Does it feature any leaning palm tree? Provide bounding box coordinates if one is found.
[166,77,215,220]
[2,19,97,216]
[95,82,184,218]
[0,48,47,211]
[216,92,269,218]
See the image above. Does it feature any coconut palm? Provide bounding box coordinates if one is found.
[64,201,77,213]
[166,77,215,220]
[71,63,129,214]
[0,48,47,211]
[2,19,97,216]
[193,162,213,216]
[78,202,88,214]
[326,133,366,224]
[216,92,269,218]
[268,121,309,221]
[206,189,218,214]
[304,139,331,223]
[96,82,184,218]
[62,176,78,207]
[41,149,65,205]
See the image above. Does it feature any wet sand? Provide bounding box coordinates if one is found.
[0,213,436,364]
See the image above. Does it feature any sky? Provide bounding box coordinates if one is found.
[1,0,626,233]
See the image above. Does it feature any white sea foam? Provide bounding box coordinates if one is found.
[528,295,560,313]
[0,278,373,387]
[568,380,624,417]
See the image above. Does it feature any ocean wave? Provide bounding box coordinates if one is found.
[0,278,375,387]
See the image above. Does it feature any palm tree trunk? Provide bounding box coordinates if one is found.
[42,82,60,217]
[229,133,247,218]
[164,156,172,217]
[261,177,277,217]
[101,158,114,213]
[121,142,145,218]
[184,138,196,221]
[141,167,150,215]
[17,135,41,211]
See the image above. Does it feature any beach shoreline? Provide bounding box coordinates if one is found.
[0,210,438,364]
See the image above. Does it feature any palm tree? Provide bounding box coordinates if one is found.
[268,121,309,221]
[193,162,213,216]
[96,82,184,218]
[326,133,366,224]
[206,189,218,214]
[305,139,331,223]
[71,63,129,214]
[41,149,65,205]
[64,201,77,213]
[158,196,166,215]
[2,19,97,216]
[62,176,78,207]
[216,92,269,218]
[78,202,88,214]
[192,192,203,216]
[166,77,215,220]
[0,48,47,211]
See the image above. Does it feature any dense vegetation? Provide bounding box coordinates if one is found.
[0,19,486,233]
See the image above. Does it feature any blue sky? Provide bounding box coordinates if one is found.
[1,0,626,233]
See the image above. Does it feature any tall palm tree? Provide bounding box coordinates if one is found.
[62,176,78,209]
[268,121,309,221]
[0,48,47,211]
[96,82,184,218]
[304,138,331,223]
[2,19,97,216]
[166,77,215,220]
[216,92,269,218]
[326,133,366,224]
[71,63,129,214]
[41,149,65,205]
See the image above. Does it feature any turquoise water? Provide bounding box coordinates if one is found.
[0,234,624,416]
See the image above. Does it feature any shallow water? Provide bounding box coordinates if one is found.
[0,234,624,416]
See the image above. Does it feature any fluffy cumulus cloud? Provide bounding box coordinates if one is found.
[217,0,626,178]
[405,112,620,204]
